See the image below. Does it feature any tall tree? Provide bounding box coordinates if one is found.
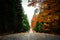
[0,0,24,33]
[21,13,30,32]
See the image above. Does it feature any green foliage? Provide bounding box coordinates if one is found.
[34,8,39,14]
[34,22,46,33]
[21,14,30,32]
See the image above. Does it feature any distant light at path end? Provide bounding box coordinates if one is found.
[22,4,35,26]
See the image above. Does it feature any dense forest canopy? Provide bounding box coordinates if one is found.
[30,0,60,34]
[0,0,29,34]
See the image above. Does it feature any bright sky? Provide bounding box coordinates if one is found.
[22,0,35,26]
[22,0,40,26]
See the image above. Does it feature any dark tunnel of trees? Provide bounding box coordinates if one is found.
[0,0,30,34]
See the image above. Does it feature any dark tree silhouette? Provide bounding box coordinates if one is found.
[0,0,29,34]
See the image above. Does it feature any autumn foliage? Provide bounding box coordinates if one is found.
[30,0,60,34]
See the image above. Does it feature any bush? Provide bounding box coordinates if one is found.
[34,22,46,33]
